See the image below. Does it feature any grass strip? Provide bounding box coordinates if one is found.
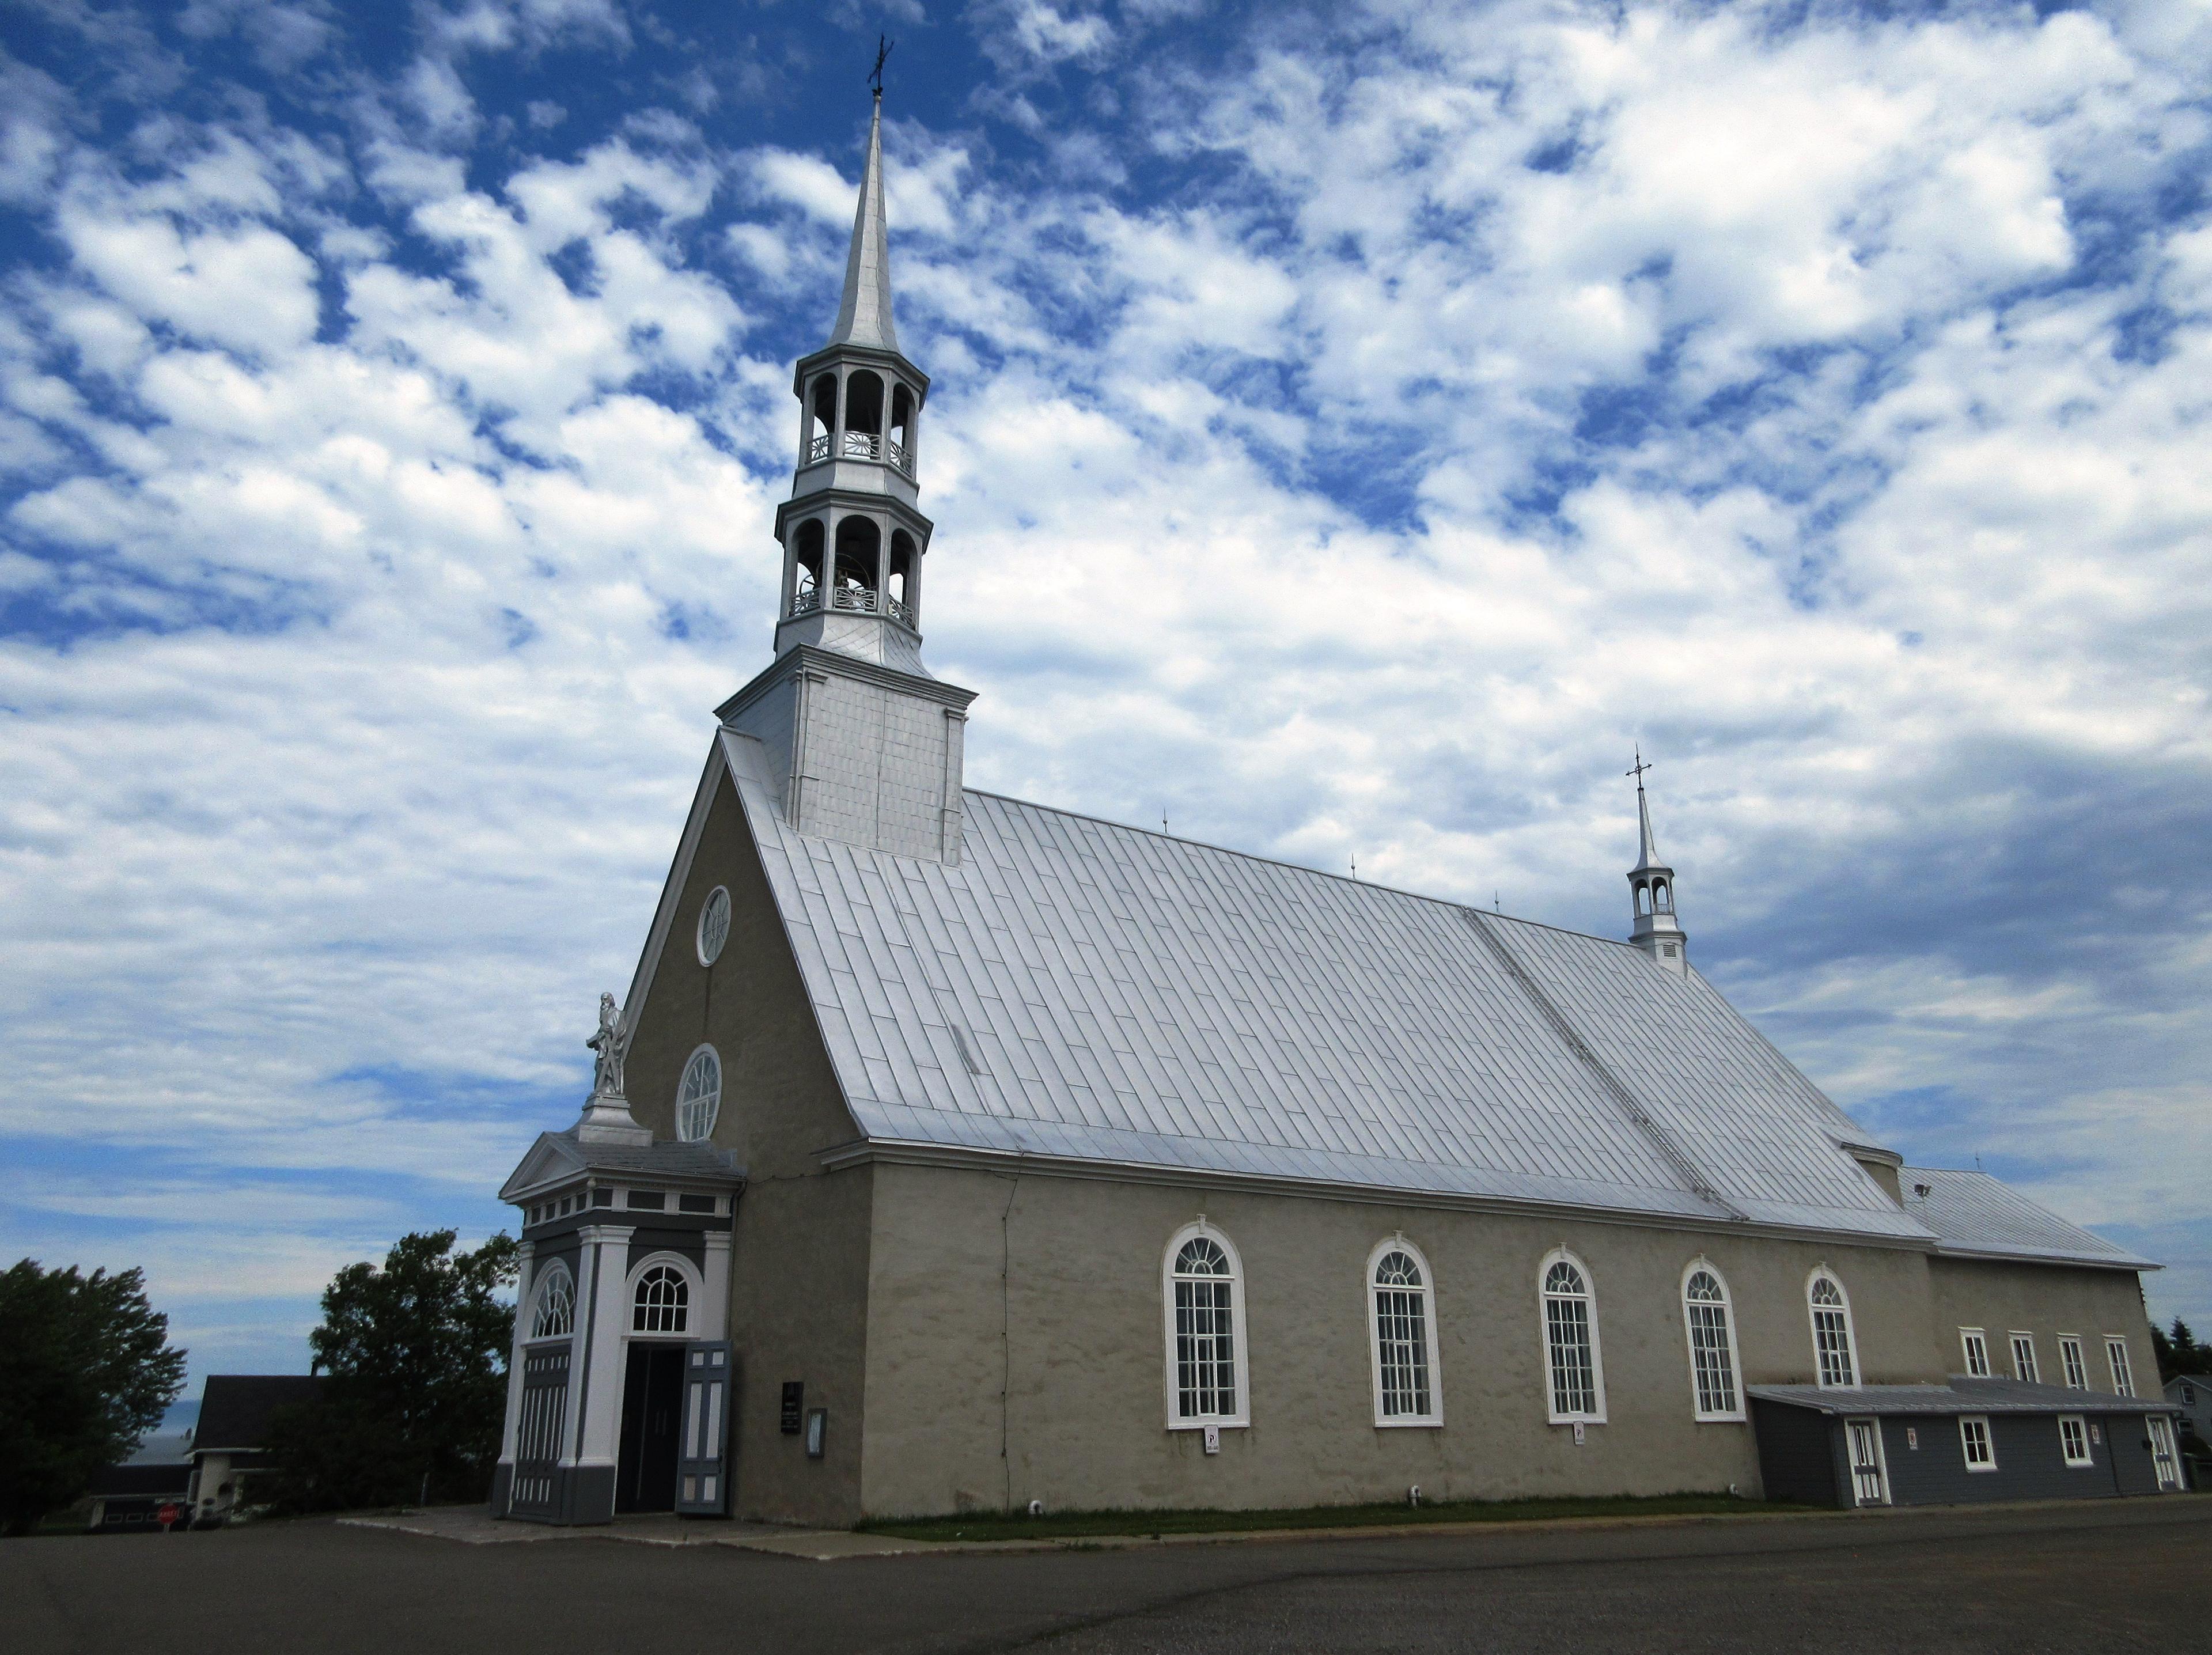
[860,1491,1814,1544]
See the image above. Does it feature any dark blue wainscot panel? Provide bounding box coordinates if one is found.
[1880,1412,2125,1506]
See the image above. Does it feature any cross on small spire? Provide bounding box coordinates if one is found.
[869,34,893,98]
[1626,747,1654,789]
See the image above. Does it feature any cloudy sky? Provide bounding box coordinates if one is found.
[3,0,2208,1396]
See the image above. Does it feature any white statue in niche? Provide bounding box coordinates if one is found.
[588,992,625,1098]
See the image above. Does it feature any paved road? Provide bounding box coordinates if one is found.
[7,1499,2209,1654]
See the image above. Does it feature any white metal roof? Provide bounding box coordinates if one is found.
[1902,1165,2152,1270]
[725,730,1938,1244]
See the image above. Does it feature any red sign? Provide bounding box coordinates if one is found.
[157,1503,181,1530]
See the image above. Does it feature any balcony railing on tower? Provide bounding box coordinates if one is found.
[802,434,916,476]
[788,585,915,627]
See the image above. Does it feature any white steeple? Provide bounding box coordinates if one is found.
[1626,751,1689,975]
[719,65,975,869]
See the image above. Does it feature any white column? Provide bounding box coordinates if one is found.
[567,1224,635,1471]
[702,1230,733,1341]
[498,1240,537,1469]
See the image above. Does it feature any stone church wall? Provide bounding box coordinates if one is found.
[623,770,876,1526]
[855,1162,1946,1521]
[1922,1255,2154,1391]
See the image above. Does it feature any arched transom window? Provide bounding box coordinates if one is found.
[1540,1251,1605,1422]
[1370,1242,1441,1425]
[1163,1226,1247,1427]
[676,1046,721,1143]
[632,1263,690,1335]
[1681,1264,1742,1419]
[529,1263,574,1340]
[1809,1270,1859,1388]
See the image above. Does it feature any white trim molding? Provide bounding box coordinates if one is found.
[2105,1335,2136,1397]
[1161,1220,1250,1431]
[1959,1327,1990,1378]
[2008,1331,2039,1384]
[1537,1247,1607,1426]
[1365,1234,1442,1429]
[676,1044,722,1143]
[2057,1334,2088,1390]
[1806,1266,1861,1389]
[1959,1413,1997,1471]
[2058,1414,2092,1468]
[1679,1256,1745,1423]
[624,1250,706,1341]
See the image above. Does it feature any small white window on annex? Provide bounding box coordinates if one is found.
[1680,1260,1744,1422]
[1162,1222,1249,1430]
[1538,1249,1606,1425]
[676,1044,721,1142]
[697,885,732,967]
[1806,1268,1860,1389]
[628,1254,700,1337]
[1367,1237,1441,1427]
[528,1261,575,1341]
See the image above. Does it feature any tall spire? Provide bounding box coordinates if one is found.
[829,92,898,353]
[1624,750,1689,975]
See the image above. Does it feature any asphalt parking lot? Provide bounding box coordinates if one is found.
[7,1497,2208,1654]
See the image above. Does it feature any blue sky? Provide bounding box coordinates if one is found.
[2,0,2209,1398]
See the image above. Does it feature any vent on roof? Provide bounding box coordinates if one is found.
[949,1024,987,1076]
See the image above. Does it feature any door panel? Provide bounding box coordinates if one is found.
[676,1342,734,1516]
[510,1345,570,1517]
[1847,1418,1888,1506]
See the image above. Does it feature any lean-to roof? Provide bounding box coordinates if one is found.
[721,731,1934,1244]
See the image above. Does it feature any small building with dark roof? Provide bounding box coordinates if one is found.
[185,1374,326,1525]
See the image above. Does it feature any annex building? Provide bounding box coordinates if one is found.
[491,92,2186,1528]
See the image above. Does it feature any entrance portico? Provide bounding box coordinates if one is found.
[493,1053,743,1525]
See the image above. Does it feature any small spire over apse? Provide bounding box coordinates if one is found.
[1624,749,1690,975]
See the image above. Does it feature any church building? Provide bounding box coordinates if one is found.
[490,90,2184,1528]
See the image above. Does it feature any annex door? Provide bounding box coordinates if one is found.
[1846,1418,1889,1506]
[616,1343,686,1513]
[2147,1416,2181,1490]
[509,1345,570,1518]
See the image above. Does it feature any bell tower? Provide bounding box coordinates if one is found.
[1625,752,1689,975]
[719,79,975,865]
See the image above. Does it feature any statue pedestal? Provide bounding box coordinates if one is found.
[576,1088,652,1146]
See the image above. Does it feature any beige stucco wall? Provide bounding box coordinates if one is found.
[857,1162,1948,1520]
[1924,1255,2153,1393]
[624,768,874,1525]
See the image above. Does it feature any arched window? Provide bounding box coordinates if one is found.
[807,374,837,462]
[1369,1239,1441,1425]
[889,382,915,472]
[1637,885,1652,915]
[1539,1249,1605,1423]
[676,1045,720,1142]
[632,1263,690,1335]
[1162,1224,1248,1428]
[792,518,825,606]
[887,529,916,620]
[842,370,883,457]
[529,1262,574,1340]
[1654,880,1671,911]
[1681,1262,1743,1420]
[1808,1269,1859,1388]
[832,516,881,608]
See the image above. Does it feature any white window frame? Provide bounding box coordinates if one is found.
[1161,1222,1250,1431]
[2058,1335,2087,1390]
[1679,1258,1745,1423]
[1366,1236,1442,1428]
[527,1260,575,1342]
[2105,1336,2135,1397]
[1959,1414,1997,1471]
[2009,1332,2039,1385]
[2058,1414,2092,1468]
[1537,1247,1607,1425]
[1958,1327,1989,1378]
[1806,1267,1861,1389]
[696,885,732,967]
[675,1043,721,1142]
[624,1251,703,1340]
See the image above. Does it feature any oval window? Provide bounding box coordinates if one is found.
[697,886,730,967]
[676,1046,721,1142]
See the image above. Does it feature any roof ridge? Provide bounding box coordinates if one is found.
[959,786,1640,951]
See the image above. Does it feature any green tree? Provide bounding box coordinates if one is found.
[0,1260,187,1535]
[2154,1316,2212,1383]
[264,1229,517,1513]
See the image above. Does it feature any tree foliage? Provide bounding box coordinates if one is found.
[2152,1316,2212,1383]
[0,1259,187,1535]
[264,1229,518,1513]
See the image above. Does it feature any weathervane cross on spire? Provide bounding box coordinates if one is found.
[869,33,893,98]
[1627,747,1654,788]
